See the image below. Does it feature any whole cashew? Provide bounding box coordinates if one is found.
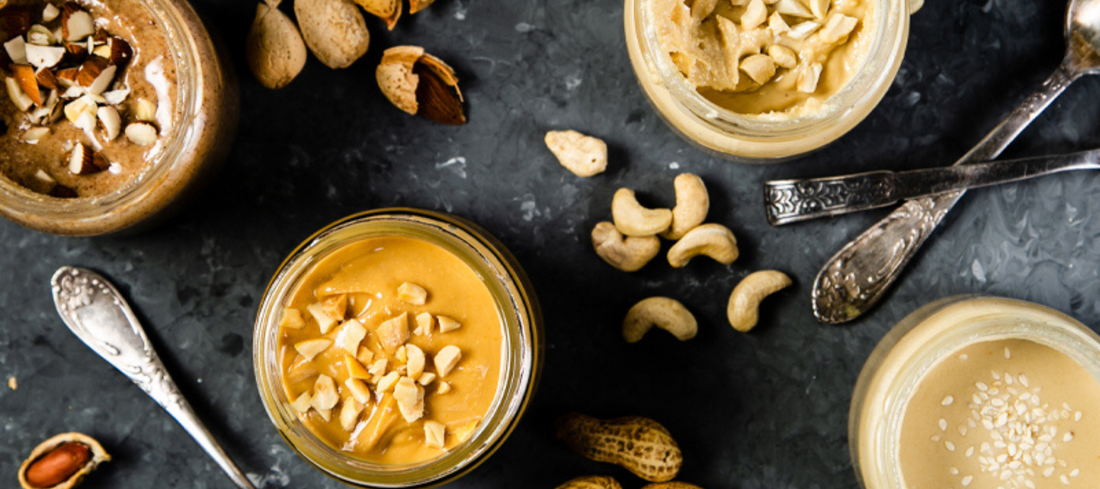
[660,174,709,240]
[592,222,661,272]
[622,297,698,343]
[727,271,792,332]
[612,188,673,237]
[666,224,739,268]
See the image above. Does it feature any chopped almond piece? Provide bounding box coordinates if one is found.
[63,7,95,41]
[406,344,425,380]
[433,345,462,377]
[11,64,40,106]
[306,302,338,334]
[344,378,371,404]
[376,371,400,393]
[109,37,132,65]
[377,313,409,353]
[68,143,103,175]
[417,372,436,386]
[124,121,158,145]
[310,374,338,411]
[423,420,445,449]
[397,282,427,305]
[279,308,305,329]
[290,392,313,413]
[133,98,156,121]
[98,106,121,140]
[414,312,433,335]
[356,346,374,365]
[321,294,348,321]
[5,77,33,111]
[437,316,461,333]
[336,319,367,354]
[35,67,58,90]
[339,397,364,431]
[55,67,78,87]
[294,338,332,361]
[345,354,371,380]
[43,4,61,22]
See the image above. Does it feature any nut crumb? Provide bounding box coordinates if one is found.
[7,376,15,390]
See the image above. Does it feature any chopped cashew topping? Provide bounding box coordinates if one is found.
[434,346,463,377]
[397,282,428,305]
[345,378,372,405]
[340,398,364,431]
[345,355,372,380]
[310,375,338,411]
[415,312,434,335]
[291,392,312,413]
[376,371,400,393]
[418,372,437,386]
[406,344,426,380]
[294,339,332,361]
[306,302,338,334]
[437,381,452,394]
[337,319,367,354]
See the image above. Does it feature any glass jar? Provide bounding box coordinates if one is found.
[0,0,238,236]
[849,296,1100,489]
[624,0,920,161]
[253,209,543,488]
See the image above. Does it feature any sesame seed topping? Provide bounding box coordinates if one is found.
[1005,347,1012,358]
[962,475,974,486]
[940,418,948,431]
[943,395,955,406]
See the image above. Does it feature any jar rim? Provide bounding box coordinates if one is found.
[253,209,540,488]
[628,0,910,159]
[0,0,203,233]
[849,296,1100,489]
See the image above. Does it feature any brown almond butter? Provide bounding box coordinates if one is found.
[0,7,32,37]
[109,37,132,66]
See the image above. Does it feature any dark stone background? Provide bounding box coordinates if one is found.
[3,0,1100,487]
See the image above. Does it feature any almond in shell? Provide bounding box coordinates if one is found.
[294,0,370,69]
[246,3,306,89]
[376,46,466,125]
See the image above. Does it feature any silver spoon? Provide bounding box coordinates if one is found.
[812,0,1100,325]
[765,148,1100,225]
[50,266,257,489]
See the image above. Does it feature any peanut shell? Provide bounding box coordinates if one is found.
[555,413,682,482]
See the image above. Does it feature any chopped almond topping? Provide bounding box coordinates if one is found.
[306,302,338,334]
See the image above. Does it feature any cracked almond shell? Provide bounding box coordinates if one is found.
[351,0,401,29]
[295,0,370,69]
[376,46,466,125]
[18,432,110,489]
[246,3,307,89]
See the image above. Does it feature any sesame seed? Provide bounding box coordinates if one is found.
[1044,467,1056,477]
[1020,374,1030,387]
[959,425,968,436]
[978,382,989,391]
[1071,468,1080,477]
[966,446,975,457]
[946,441,956,451]
[1061,474,1070,485]
[961,354,969,360]
[942,395,954,406]
[1005,347,1011,358]
[962,475,973,486]
[1064,432,1074,442]
[1075,411,1082,422]
[939,418,948,431]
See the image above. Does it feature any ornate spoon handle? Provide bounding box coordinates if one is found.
[812,65,1079,324]
[50,267,257,489]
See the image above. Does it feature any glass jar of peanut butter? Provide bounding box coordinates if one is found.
[254,209,542,487]
[625,0,920,161]
[0,0,238,235]
[850,296,1100,489]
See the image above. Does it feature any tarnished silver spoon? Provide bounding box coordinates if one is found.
[50,266,257,489]
[812,0,1100,324]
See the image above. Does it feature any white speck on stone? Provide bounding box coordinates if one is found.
[515,22,535,32]
[6,376,15,390]
[669,161,681,170]
[435,156,467,179]
[518,195,540,222]
[972,259,987,283]
[454,1,467,20]
[564,72,582,90]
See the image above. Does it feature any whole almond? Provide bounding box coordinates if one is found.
[246,3,306,89]
[294,0,369,69]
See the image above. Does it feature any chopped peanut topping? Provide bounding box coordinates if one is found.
[294,339,332,361]
[434,346,462,377]
[280,308,305,329]
[406,344,426,380]
[397,282,428,305]
[415,312,433,335]
[437,316,462,333]
[306,302,338,334]
[378,313,410,353]
[376,371,400,393]
[424,420,446,449]
[344,378,372,405]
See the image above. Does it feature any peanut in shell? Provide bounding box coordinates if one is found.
[555,413,683,482]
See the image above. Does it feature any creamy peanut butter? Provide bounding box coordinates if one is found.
[651,0,873,115]
[0,0,176,197]
[277,236,502,464]
[899,339,1100,489]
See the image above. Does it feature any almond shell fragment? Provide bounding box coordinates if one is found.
[376,46,466,125]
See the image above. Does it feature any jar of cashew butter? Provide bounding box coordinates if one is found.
[850,296,1100,489]
[254,209,542,487]
[625,0,921,161]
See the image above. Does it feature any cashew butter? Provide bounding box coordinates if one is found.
[651,0,873,116]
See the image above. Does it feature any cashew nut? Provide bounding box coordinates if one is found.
[660,173,710,240]
[612,188,672,237]
[622,297,698,343]
[667,223,739,268]
[546,130,608,177]
[727,270,792,332]
[592,222,661,272]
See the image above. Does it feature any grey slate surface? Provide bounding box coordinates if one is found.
[3,0,1100,487]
